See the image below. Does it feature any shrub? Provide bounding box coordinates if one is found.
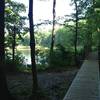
[48,44,75,69]
[5,50,25,72]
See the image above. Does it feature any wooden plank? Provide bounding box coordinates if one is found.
[63,52,99,100]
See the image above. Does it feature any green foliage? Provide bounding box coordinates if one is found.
[5,50,25,72]
[36,46,49,70]
[55,27,75,47]
[5,0,27,48]
[35,31,51,47]
[48,44,75,69]
[4,0,100,73]
[20,34,30,46]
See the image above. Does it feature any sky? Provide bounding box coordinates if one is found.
[14,0,74,24]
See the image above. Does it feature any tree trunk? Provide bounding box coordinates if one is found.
[12,25,16,69]
[50,0,56,53]
[74,1,78,66]
[0,68,13,100]
[28,0,38,98]
[0,0,13,99]
[12,25,16,71]
[49,0,56,67]
[85,0,95,54]
[0,0,5,65]
[98,38,100,71]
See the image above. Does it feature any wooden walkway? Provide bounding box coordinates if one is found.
[63,52,99,100]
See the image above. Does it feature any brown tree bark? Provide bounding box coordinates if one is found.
[74,0,78,66]
[49,0,56,67]
[28,0,38,98]
[0,0,14,100]
[12,25,16,64]
[50,0,56,53]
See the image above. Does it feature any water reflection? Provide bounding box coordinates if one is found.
[17,46,48,66]
[19,49,31,65]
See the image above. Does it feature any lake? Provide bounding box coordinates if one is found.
[17,46,48,65]
[17,46,31,65]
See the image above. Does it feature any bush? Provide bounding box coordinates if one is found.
[5,50,25,72]
[48,44,75,69]
[47,44,86,70]
[35,46,49,69]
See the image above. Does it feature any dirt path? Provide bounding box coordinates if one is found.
[7,69,78,100]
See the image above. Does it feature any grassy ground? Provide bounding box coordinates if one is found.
[7,69,78,100]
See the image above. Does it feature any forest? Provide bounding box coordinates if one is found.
[0,0,100,100]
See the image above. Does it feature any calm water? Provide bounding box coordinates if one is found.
[19,49,31,65]
[18,46,48,65]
